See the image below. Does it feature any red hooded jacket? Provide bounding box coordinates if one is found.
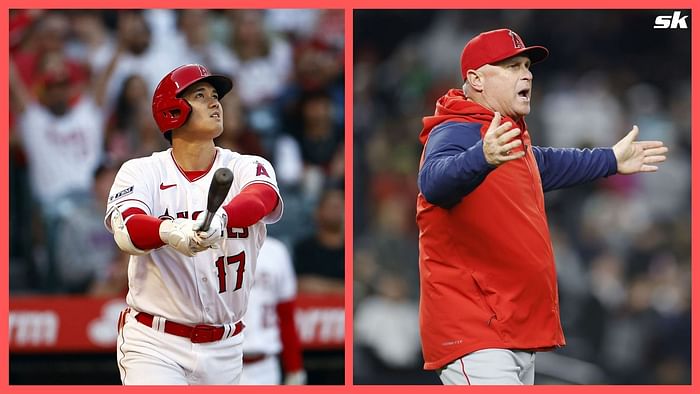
[417,89,565,370]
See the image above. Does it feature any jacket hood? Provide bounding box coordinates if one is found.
[420,89,525,144]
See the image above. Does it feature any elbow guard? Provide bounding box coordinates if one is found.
[108,206,148,256]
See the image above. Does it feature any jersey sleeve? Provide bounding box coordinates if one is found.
[531,146,617,192]
[104,158,155,232]
[418,121,496,208]
[231,155,284,224]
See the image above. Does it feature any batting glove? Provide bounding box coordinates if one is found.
[159,218,206,257]
[193,209,228,249]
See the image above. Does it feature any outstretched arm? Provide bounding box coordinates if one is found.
[532,146,617,192]
[612,125,668,174]
[222,183,279,227]
[9,59,30,115]
[418,113,522,208]
[534,125,668,192]
[93,13,133,108]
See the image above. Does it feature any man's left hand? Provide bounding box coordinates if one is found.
[612,125,668,174]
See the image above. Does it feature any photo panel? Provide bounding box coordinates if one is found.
[353,8,690,385]
[8,8,345,385]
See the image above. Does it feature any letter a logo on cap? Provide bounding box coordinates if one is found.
[508,30,525,49]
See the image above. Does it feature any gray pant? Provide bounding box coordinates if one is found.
[438,349,536,385]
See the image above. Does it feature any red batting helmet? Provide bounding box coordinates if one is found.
[152,64,233,133]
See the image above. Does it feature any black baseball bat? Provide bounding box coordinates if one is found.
[198,168,233,231]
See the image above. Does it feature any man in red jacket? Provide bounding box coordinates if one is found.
[416,29,668,385]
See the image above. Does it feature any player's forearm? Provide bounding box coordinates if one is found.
[419,140,493,208]
[532,146,617,192]
[120,184,278,251]
[222,183,279,228]
[419,122,495,208]
[122,208,166,250]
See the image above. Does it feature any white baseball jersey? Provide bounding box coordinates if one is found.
[19,97,104,205]
[105,147,283,325]
[242,236,297,355]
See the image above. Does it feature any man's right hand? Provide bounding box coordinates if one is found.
[159,219,207,257]
[193,209,227,249]
[482,112,525,166]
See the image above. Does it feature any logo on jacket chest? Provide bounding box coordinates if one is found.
[158,209,249,239]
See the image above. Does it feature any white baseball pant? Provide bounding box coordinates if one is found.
[438,348,536,385]
[117,309,244,385]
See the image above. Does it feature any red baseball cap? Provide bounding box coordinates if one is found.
[460,29,549,80]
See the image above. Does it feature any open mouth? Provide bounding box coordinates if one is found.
[517,88,530,101]
[211,112,221,119]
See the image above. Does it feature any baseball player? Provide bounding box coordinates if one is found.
[105,64,283,385]
[416,29,668,385]
[240,236,306,385]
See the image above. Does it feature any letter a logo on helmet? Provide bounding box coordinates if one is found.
[152,64,233,134]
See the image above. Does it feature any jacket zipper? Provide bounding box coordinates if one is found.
[521,140,545,215]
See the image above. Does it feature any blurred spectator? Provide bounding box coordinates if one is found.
[541,70,624,148]
[266,10,344,50]
[327,143,345,187]
[357,196,418,300]
[97,10,181,110]
[214,86,267,157]
[599,275,658,383]
[12,11,88,94]
[265,9,321,40]
[623,83,690,222]
[283,37,344,136]
[293,39,344,95]
[271,133,305,187]
[53,163,128,294]
[225,10,293,110]
[105,74,165,162]
[10,10,43,52]
[173,9,236,74]
[296,90,342,167]
[241,237,306,385]
[290,90,344,199]
[355,274,421,377]
[293,185,344,295]
[309,10,345,50]
[65,10,114,72]
[9,40,114,289]
[289,184,345,386]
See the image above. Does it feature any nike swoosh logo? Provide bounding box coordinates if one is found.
[160,183,177,190]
